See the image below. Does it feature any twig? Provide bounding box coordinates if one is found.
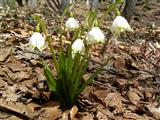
[0,106,29,120]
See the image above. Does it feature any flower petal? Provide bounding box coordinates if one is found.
[72,39,85,58]
[65,17,79,31]
[29,32,45,51]
[86,27,105,44]
[110,16,133,35]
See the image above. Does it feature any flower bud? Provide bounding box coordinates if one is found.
[86,27,105,44]
[72,39,85,57]
[29,32,45,51]
[110,16,133,35]
[65,17,79,31]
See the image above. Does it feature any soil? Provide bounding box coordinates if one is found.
[0,1,160,120]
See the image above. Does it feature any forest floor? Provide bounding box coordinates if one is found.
[0,1,160,120]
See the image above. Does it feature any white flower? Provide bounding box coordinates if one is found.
[110,16,133,35]
[69,0,75,4]
[86,27,105,44]
[86,0,89,5]
[65,17,79,31]
[29,32,45,51]
[72,39,85,57]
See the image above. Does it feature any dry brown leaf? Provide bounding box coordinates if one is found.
[62,111,69,120]
[96,111,108,120]
[113,56,125,70]
[144,88,153,99]
[96,105,115,120]
[0,78,7,88]
[27,103,41,112]
[104,92,123,114]
[93,89,109,99]
[2,85,20,102]
[0,48,11,62]
[39,106,62,120]
[5,116,22,120]
[7,71,31,82]
[147,105,160,119]
[78,112,94,120]
[0,111,12,119]
[118,43,126,49]
[130,45,142,54]
[8,62,26,72]
[0,98,37,119]
[83,73,91,81]
[127,90,140,105]
[124,111,152,120]
[70,106,78,120]
[20,29,28,37]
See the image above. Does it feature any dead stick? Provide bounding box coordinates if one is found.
[0,106,29,120]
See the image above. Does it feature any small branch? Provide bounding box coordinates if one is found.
[0,106,29,120]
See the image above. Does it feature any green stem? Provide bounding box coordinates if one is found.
[59,15,65,52]
[46,36,59,73]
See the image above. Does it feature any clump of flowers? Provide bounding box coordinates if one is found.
[29,1,133,110]
[30,15,107,110]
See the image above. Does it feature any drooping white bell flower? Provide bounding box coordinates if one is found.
[71,39,85,57]
[110,16,133,35]
[86,27,105,45]
[86,0,89,5]
[69,0,75,4]
[65,17,79,31]
[29,32,45,51]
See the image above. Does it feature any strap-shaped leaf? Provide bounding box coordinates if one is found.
[58,52,69,100]
[43,62,57,92]
[72,54,89,99]
[75,58,89,89]
[77,63,102,96]
[70,52,81,83]
[85,9,97,29]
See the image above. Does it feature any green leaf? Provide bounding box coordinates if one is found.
[58,52,67,88]
[104,3,117,16]
[69,52,81,103]
[77,63,104,96]
[61,4,73,17]
[76,59,89,88]
[33,15,47,36]
[57,49,79,108]
[66,46,74,79]
[43,61,57,92]
[77,73,95,96]
[70,52,81,83]
[115,0,124,4]
[115,7,121,16]
[85,9,97,29]
[72,54,89,100]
